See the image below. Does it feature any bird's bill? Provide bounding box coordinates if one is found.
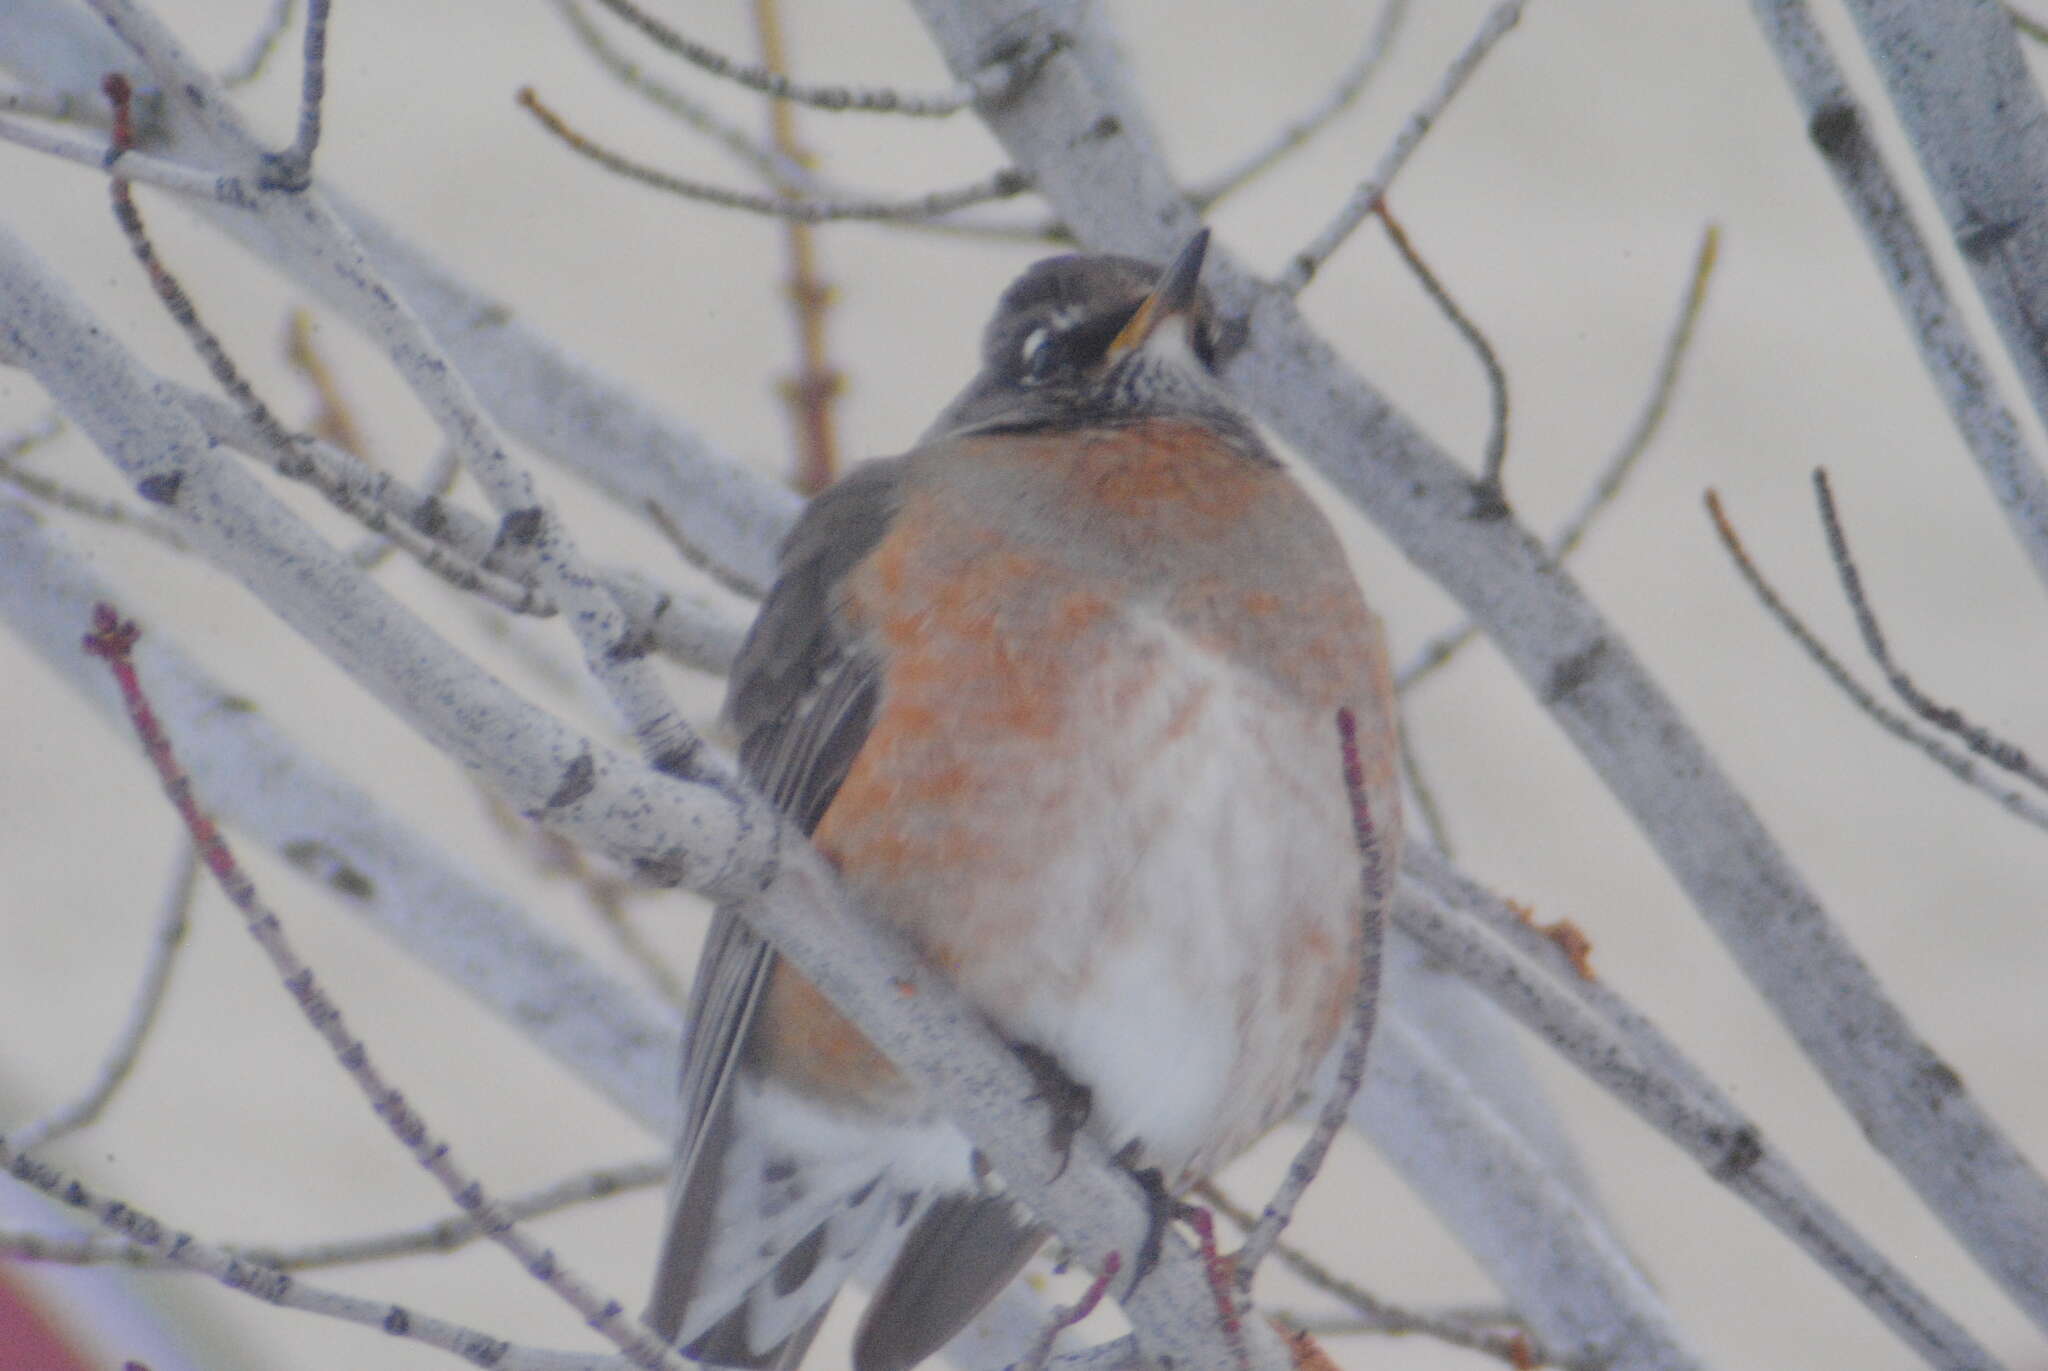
[1106,228,1210,361]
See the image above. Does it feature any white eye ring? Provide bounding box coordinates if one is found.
[1019,325,1053,379]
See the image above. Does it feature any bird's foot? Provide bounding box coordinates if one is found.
[1012,1041,1094,1180]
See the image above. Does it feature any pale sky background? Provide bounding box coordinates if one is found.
[3,3,2047,1369]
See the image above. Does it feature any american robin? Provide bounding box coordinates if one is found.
[647,230,1401,1371]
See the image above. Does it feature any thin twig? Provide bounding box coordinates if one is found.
[220,0,298,88]
[259,0,330,190]
[1397,849,2005,1370]
[551,0,814,190]
[1199,1183,1544,1367]
[1814,470,2048,790]
[0,413,189,549]
[1233,710,1390,1280]
[350,444,457,571]
[518,87,1031,222]
[0,1143,633,1371]
[104,76,288,457]
[9,846,199,1154]
[646,498,770,600]
[2013,5,2048,42]
[1192,0,1409,208]
[188,380,746,669]
[0,411,63,462]
[1281,0,1530,293]
[1705,490,2048,832]
[99,80,549,613]
[285,308,368,458]
[1,1156,666,1270]
[752,0,844,496]
[1398,225,1720,692]
[1558,225,1719,564]
[1376,202,1509,500]
[80,605,695,1371]
[1023,1253,1123,1371]
[584,0,1060,115]
[0,463,194,550]
[244,1155,668,1269]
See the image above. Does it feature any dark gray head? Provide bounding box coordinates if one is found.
[927,231,1250,441]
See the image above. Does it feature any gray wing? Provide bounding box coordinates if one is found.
[647,460,901,1367]
[854,1195,1045,1371]
[649,457,1047,1371]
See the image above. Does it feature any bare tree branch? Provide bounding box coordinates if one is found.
[1750,0,2048,603]
[1840,1,2048,459]
[1280,1,1530,293]
[582,0,1060,116]
[1398,224,1720,693]
[520,85,1033,223]
[1705,486,2048,832]
[7,843,196,1154]
[1189,0,1409,209]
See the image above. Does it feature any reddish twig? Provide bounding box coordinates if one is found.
[80,604,693,1371]
[1182,1204,1249,1371]
[1023,1250,1122,1371]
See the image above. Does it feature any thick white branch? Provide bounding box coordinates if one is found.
[1839,0,2048,464]
[1749,0,2048,603]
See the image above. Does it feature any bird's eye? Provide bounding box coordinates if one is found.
[1019,325,1057,381]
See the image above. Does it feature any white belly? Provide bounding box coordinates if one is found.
[954,615,1366,1181]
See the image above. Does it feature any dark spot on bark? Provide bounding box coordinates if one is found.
[1707,1124,1764,1181]
[411,496,448,537]
[1808,101,1861,160]
[633,849,692,887]
[1918,1059,1964,1101]
[895,1193,917,1227]
[383,1306,412,1335]
[280,838,376,901]
[606,625,654,662]
[527,1249,556,1280]
[497,505,545,548]
[1545,638,1609,703]
[137,472,184,505]
[1959,217,2022,259]
[764,1157,798,1184]
[1086,114,1120,141]
[1468,479,1510,521]
[545,751,595,809]
[462,1334,510,1365]
[848,1176,879,1207]
[652,740,701,779]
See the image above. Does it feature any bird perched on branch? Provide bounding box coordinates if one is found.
[647,230,1401,1371]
